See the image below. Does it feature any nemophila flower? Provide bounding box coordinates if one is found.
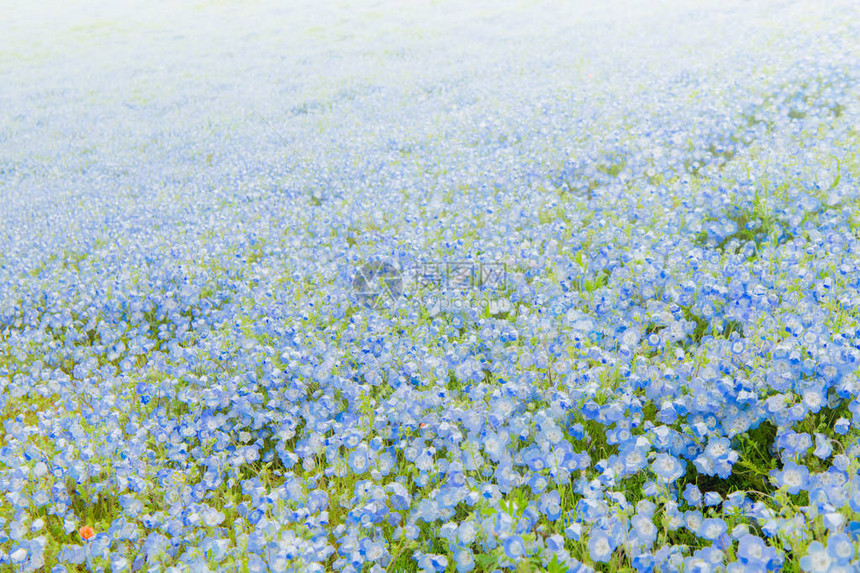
[683,484,703,506]
[483,431,510,462]
[629,514,658,549]
[631,552,656,573]
[780,514,809,540]
[682,554,714,572]
[771,461,810,495]
[439,522,458,544]
[348,444,370,474]
[620,438,650,474]
[636,499,657,517]
[824,534,854,564]
[539,490,562,521]
[503,535,526,560]
[801,387,826,414]
[642,480,661,498]
[588,530,615,563]
[800,541,832,572]
[522,445,548,472]
[703,491,722,507]
[694,436,738,479]
[659,402,679,424]
[777,431,813,458]
[821,512,845,532]
[545,534,565,554]
[564,522,582,541]
[849,398,860,426]
[359,538,386,562]
[528,473,548,495]
[684,510,704,535]
[9,546,29,566]
[457,521,477,545]
[453,547,475,572]
[480,483,502,504]
[652,453,685,483]
[698,517,728,541]
[812,433,832,459]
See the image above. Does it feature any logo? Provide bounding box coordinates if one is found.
[351,259,509,311]
[352,261,403,309]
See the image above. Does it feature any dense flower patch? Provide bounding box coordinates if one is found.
[2,1,860,571]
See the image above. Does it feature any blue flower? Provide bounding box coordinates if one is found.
[827,533,855,564]
[631,552,656,573]
[348,444,370,475]
[457,521,477,545]
[812,433,832,459]
[528,473,548,495]
[539,490,562,521]
[503,535,526,560]
[771,461,809,495]
[359,538,386,562]
[453,547,475,572]
[588,530,615,563]
[694,436,738,479]
[414,552,448,573]
[651,453,685,483]
[698,517,727,541]
[629,514,657,549]
[737,534,775,568]
[564,522,582,541]
[683,484,702,506]
[799,541,832,572]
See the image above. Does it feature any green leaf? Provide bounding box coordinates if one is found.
[475,552,499,569]
[829,154,842,190]
[546,553,569,573]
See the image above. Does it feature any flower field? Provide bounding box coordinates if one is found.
[2,0,860,571]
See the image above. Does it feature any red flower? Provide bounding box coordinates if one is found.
[79,526,95,540]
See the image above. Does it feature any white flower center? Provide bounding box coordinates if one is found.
[710,443,727,457]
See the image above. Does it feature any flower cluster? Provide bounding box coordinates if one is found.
[1,0,860,571]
